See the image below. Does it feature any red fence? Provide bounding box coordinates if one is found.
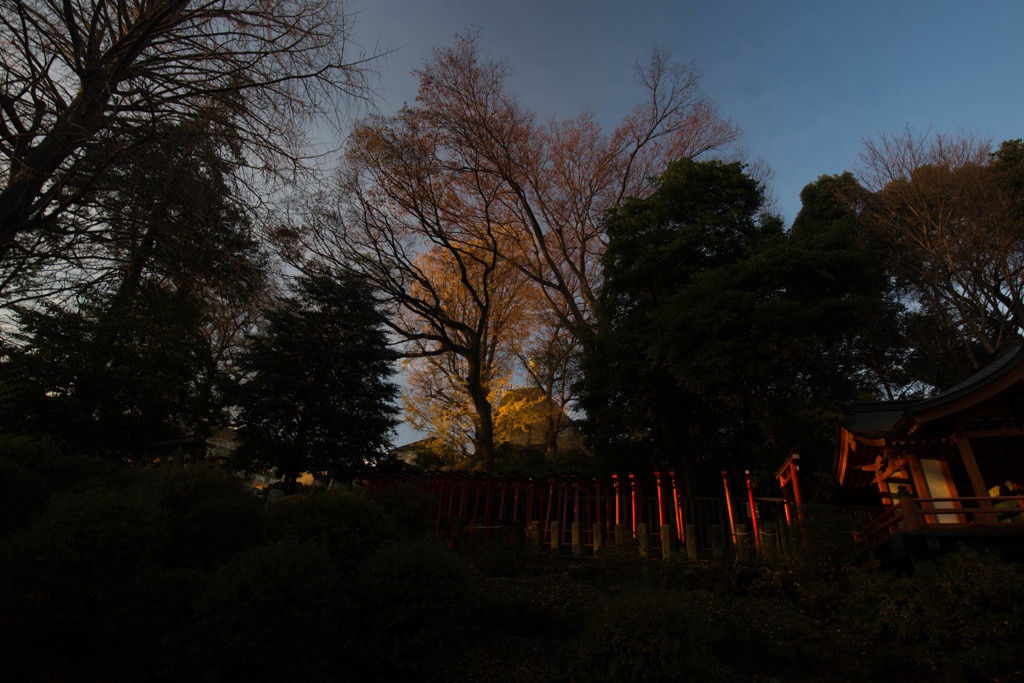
[362,470,787,556]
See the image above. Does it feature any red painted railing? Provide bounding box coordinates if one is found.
[854,494,1024,551]
[363,470,785,555]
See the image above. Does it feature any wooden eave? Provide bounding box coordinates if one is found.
[836,343,1024,489]
[901,344,1024,433]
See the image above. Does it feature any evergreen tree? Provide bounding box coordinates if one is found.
[0,290,221,459]
[230,271,400,492]
[0,115,268,460]
[581,161,899,493]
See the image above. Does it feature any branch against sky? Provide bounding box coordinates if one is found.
[296,33,741,467]
[412,33,741,343]
[302,104,537,471]
[0,0,382,276]
[855,128,1024,373]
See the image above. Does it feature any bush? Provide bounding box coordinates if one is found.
[572,582,869,682]
[116,462,246,518]
[0,494,185,680]
[0,529,93,681]
[31,485,171,576]
[189,538,349,681]
[0,459,52,534]
[89,568,209,681]
[266,488,398,572]
[0,433,114,491]
[350,538,477,657]
[704,593,865,681]
[369,482,436,538]
[571,587,723,682]
[840,548,1024,680]
[765,503,858,581]
[476,568,599,639]
[177,495,266,570]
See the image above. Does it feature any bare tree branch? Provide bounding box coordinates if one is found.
[0,0,385,283]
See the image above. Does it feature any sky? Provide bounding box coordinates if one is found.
[346,0,1024,446]
[349,0,1024,226]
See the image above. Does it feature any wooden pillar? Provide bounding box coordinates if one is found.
[629,472,639,537]
[655,471,666,530]
[954,428,997,524]
[670,470,685,544]
[898,486,922,531]
[613,473,622,527]
[790,458,803,508]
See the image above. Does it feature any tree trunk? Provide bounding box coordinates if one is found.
[465,356,495,471]
[543,413,559,460]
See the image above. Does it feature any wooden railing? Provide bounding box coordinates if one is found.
[854,494,1024,551]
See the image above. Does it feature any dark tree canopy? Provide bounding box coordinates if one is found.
[0,0,377,301]
[582,161,899,493]
[855,131,1024,386]
[0,113,273,460]
[230,270,400,493]
[0,290,221,458]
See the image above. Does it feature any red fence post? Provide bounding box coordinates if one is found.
[721,470,737,546]
[670,470,685,544]
[744,469,760,550]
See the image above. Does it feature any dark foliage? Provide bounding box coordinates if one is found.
[582,161,897,493]
[0,291,224,459]
[230,270,400,493]
[188,538,349,682]
[839,548,1024,680]
[265,488,399,572]
[349,538,477,663]
[3,440,1023,683]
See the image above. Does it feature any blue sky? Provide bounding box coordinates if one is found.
[348,1,1024,446]
[351,0,1024,226]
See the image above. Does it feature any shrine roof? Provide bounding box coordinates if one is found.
[840,343,1024,440]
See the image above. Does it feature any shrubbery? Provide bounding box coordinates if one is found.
[763,502,859,581]
[572,587,723,681]
[841,548,1024,680]
[351,538,477,656]
[177,494,266,570]
[32,485,173,575]
[369,481,436,537]
[0,458,51,533]
[266,487,399,571]
[0,433,113,492]
[4,440,1024,682]
[189,537,349,681]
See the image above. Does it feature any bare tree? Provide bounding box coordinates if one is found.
[413,34,742,345]
[512,314,581,459]
[397,245,535,470]
[0,0,381,284]
[305,107,535,471]
[305,35,741,468]
[856,127,1024,373]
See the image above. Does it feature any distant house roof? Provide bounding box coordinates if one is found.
[390,438,435,465]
